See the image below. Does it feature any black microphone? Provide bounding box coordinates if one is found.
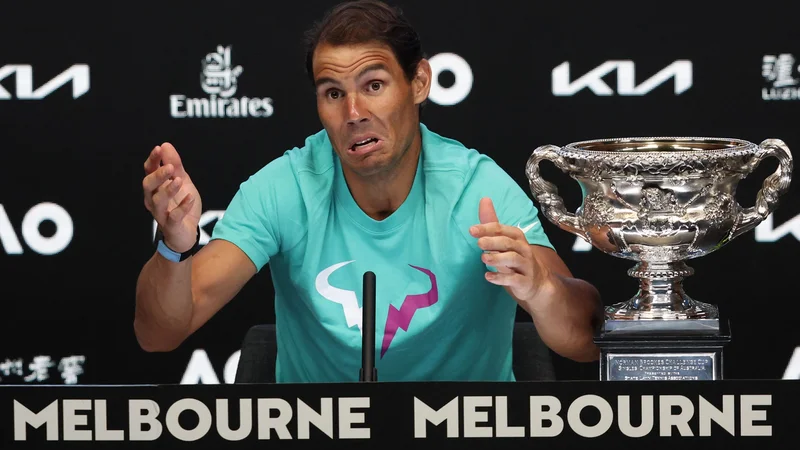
[359,271,378,382]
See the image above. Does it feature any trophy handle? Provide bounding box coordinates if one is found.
[526,145,585,238]
[730,138,793,240]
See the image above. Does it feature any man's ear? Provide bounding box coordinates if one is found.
[412,59,432,105]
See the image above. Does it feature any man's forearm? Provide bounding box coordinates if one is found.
[134,253,195,352]
[522,273,604,362]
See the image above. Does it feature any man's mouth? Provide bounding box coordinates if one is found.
[350,137,379,151]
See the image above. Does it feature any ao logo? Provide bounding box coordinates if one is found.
[428,53,473,106]
[180,349,240,384]
[0,203,73,255]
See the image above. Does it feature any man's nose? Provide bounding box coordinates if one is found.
[346,95,369,124]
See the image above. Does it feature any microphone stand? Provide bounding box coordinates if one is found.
[359,271,378,382]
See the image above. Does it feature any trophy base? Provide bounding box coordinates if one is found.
[605,261,719,320]
[605,300,719,320]
[594,318,731,381]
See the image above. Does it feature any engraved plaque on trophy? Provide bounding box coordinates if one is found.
[526,137,793,380]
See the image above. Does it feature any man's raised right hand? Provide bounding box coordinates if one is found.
[142,143,202,254]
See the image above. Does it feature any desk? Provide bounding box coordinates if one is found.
[2,380,797,449]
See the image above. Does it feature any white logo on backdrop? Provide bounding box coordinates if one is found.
[200,46,243,98]
[784,347,800,379]
[762,54,800,100]
[0,64,89,99]
[0,355,85,384]
[170,45,274,119]
[427,53,473,106]
[180,349,240,384]
[0,203,73,255]
[552,60,693,96]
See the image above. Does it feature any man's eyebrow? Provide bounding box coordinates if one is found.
[314,76,339,88]
[356,63,390,79]
[314,63,390,88]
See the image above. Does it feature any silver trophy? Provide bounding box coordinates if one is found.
[526,137,793,380]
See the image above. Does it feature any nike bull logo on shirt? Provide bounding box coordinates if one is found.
[211,124,553,382]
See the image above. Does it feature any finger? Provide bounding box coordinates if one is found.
[485,271,527,288]
[165,191,195,225]
[143,146,162,174]
[470,222,525,240]
[485,262,515,275]
[154,176,184,208]
[482,251,529,274]
[142,164,175,193]
[151,178,182,217]
[144,178,168,212]
[470,222,501,237]
[158,142,187,177]
[166,177,183,197]
[478,197,499,224]
[477,235,527,254]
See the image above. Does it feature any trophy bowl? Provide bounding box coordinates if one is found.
[526,137,793,321]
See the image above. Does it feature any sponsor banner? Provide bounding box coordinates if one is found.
[2,380,797,448]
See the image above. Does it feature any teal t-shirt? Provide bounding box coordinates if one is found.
[211,123,554,383]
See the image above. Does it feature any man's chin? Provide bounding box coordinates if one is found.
[346,156,392,178]
[354,162,390,178]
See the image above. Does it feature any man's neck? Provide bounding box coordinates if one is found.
[343,132,422,221]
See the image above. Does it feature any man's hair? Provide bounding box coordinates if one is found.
[303,0,426,90]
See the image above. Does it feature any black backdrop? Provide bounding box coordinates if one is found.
[1,1,798,386]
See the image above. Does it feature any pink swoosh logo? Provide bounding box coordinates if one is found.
[380,265,438,358]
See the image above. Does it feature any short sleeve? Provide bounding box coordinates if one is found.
[210,158,288,272]
[458,154,555,252]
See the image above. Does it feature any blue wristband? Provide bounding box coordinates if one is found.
[156,240,183,262]
[153,226,200,262]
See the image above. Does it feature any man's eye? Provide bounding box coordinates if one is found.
[370,82,382,91]
[327,90,341,99]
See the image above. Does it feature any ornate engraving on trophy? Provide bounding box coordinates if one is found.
[608,354,715,381]
[582,192,615,229]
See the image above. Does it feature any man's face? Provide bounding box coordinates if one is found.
[312,41,430,178]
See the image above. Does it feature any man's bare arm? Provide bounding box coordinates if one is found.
[134,239,256,352]
[137,142,258,352]
[520,245,604,362]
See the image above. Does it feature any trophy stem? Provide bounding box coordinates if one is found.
[605,261,719,320]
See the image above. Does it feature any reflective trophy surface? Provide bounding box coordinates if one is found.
[527,137,793,380]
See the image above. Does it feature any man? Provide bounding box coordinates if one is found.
[135,0,603,383]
